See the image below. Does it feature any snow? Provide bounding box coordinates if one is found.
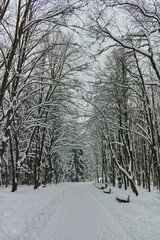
[0,183,160,240]
[2,136,9,143]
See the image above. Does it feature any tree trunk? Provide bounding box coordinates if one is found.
[9,133,17,192]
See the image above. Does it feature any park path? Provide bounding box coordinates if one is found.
[36,182,132,240]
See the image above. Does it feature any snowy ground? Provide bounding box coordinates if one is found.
[0,182,160,240]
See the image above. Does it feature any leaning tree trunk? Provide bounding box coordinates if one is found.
[109,143,139,196]
[9,132,17,192]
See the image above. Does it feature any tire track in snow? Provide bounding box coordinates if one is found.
[22,186,70,240]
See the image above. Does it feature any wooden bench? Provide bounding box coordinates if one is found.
[103,188,111,194]
[116,195,130,203]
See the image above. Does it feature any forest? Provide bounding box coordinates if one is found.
[0,0,160,196]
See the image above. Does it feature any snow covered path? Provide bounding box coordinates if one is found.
[1,182,160,240]
[37,183,131,240]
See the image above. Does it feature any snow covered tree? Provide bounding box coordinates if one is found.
[0,0,88,191]
[86,0,160,192]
